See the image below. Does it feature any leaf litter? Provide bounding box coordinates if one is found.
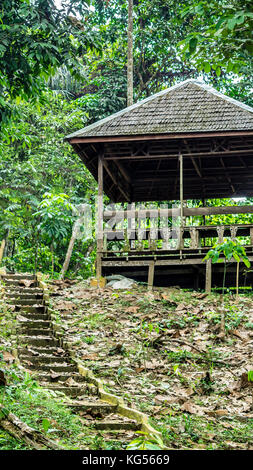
[49,280,253,449]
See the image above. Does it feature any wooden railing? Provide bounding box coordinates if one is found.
[103,204,253,219]
[101,205,253,256]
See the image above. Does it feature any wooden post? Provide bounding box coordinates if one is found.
[148,261,155,291]
[205,259,212,293]
[127,203,134,250]
[202,198,206,248]
[236,261,239,300]
[189,228,199,249]
[217,225,225,244]
[179,153,184,252]
[250,227,253,246]
[179,153,183,222]
[97,153,103,279]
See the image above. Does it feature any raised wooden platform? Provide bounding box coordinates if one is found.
[101,252,253,289]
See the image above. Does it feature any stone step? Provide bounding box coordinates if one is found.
[41,383,91,398]
[34,371,87,384]
[3,273,36,280]
[18,327,52,336]
[7,298,44,306]
[18,335,58,347]
[9,272,142,437]
[94,419,141,431]
[18,346,69,357]
[17,319,51,328]
[15,306,46,313]
[6,288,44,295]
[19,353,70,365]
[3,280,39,287]
[22,361,77,373]
[17,312,49,320]
[52,315,73,321]
[67,400,117,415]
[6,294,44,301]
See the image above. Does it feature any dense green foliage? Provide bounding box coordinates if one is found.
[0,0,98,129]
[0,0,252,277]
[0,93,96,276]
[179,1,253,75]
[0,299,125,450]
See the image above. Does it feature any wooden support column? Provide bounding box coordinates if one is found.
[96,153,104,279]
[179,153,183,221]
[128,203,135,250]
[250,227,253,246]
[205,259,212,293]
[148,261,155,291]
[179,153,184,252]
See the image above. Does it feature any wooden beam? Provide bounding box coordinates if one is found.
[184,139,202,178]
[129,192,253,201]
[132,175,253,185]
[102,148,253,161]
[220,157,235,193]
[191,157,202,177]
[133,166,252,175]
[103,223,253,241]
[96,153,104,279]
[103,160,130,202]
[114,160,132,184]
[103,205,253,220]
[69,130,253,144]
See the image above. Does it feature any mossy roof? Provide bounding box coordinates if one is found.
[66,79,253,140]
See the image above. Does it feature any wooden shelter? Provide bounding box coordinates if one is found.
[66,79,253,290]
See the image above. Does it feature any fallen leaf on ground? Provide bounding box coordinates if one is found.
[126,306,139,314]
[181,401,205,416]
[231,329,248,342]
[207,409,228,417]
[50,371,61,380]
[82,354,98,361]
[2,351,15,363]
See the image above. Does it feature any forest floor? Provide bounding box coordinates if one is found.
[1,277,253,450]
[48,279,253,450]
[0,329,105,450]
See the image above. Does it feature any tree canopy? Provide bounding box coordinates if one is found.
[0,0,97,128]
[179,0,253,75]
[0,0,252,277]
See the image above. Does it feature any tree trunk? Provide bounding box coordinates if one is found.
[51,242,54,277]
[127,0,133,107]
[3,229,9,259]
[0,405,61,450]
[60,221,80,280]
[0,239,5,264]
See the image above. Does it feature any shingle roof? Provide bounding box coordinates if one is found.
[66,79,253,139]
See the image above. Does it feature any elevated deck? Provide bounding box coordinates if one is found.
[100,213,253,289]
[65,79,253,290]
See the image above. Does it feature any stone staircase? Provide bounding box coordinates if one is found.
[2,273,142,435]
